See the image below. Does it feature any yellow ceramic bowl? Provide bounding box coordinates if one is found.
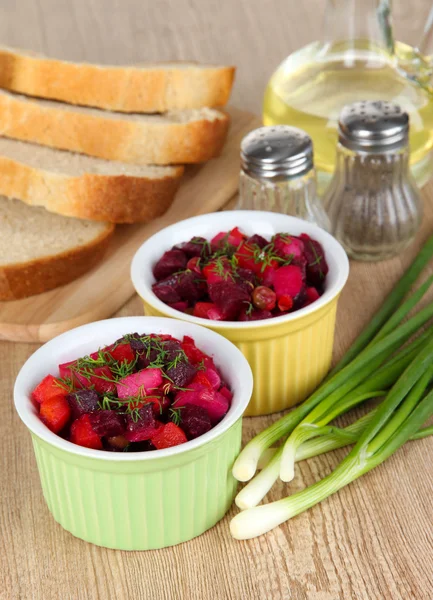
[131,211,349,416]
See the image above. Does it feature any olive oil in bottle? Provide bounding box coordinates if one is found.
[263,1,433,191]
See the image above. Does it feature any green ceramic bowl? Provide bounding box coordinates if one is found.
[14,317,253,550]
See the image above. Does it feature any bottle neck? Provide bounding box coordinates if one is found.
[323,0,393,53]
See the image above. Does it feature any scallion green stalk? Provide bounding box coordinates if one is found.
[279,330,433,482]
[232,304,433,482]
[327,234,433,376]
[230,343,433,540]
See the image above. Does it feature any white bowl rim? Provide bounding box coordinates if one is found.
[14,316,253,462]
[131,210,350,330]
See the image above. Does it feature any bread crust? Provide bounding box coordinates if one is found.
[0,91,230,165]
[0,154,183,222]
[0,47,235,112]
[0,223,114,300]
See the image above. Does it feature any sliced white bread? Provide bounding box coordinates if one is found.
[0,90,230,165]
[0,197,114,300]
[0,46,235,112]
[0,138,183,223]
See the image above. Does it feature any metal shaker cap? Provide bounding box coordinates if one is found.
[240,125,314,180]
[338,101,409,153]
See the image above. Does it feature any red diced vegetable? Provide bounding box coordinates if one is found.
[124,405,161,442]
[116,367,163,399]
[305,287,321,305]
[174,382,229,424]
[273,233,304,259]
[151,422,188,449]
[182,336,207,364]
[67,389,100,420]
[75,365,116,395]
[219,386,233,401]
[168,301,189,312]
[59,360,76,380]
[187,256,202,274]
[193,302,215,319]
[278,295,294,312]
[273,265,304,299]
[32,374,66,404]
[104,343,135,364]
[39,395,71,433]
[70,414,103,449]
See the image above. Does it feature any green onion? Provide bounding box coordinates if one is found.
[328,234,433,376]
[235,334,429,508]
[238,410,432,510]
[230,342,433,539]
[232,303,433,482]
[279,328,433,482]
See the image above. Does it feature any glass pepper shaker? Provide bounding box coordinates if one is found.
[323,100,422,261]
[237,125,330,229]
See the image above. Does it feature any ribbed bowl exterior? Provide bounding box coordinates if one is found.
[31,419,242,550]
[142,297,339,416]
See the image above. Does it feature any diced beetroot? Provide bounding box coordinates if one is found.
[32,374,66,404]
[237,268,256,293]
[300,233,329,286]
[67,389,100,420]
[174,383,229,425]
[181,336,208,364]
[178,405,212,440]
[247,234,268,249]
[70,414,103,449]
[208,281,250,320]
[88,411,126,437]
[150,422,188,449]
[305,286,321,305]
[273,233,305,259]
[238,307,273,321]
[39,395,71,433]
[153,249,187,280]
[219,386,233,401]
[168,301,189,312]
[193,302,215,319]
[261,265,277,287]
[124,404,161,442]
[166,359,197,388]
[273,265,304,299]
[152,276,182,304]
[176,270,206,303]
[117,368,163,399]
[74,365,116,395]
[175,237,209,258]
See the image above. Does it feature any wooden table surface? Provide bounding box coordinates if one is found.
[1,1,433,599]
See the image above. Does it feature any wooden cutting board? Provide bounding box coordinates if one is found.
[0,106,261,343]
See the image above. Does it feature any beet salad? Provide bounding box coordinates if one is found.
[31,333,232,452]
[151,227,329,321]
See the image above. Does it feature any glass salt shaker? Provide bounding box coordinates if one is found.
[238,125,330,229]
[323,100,422,261]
